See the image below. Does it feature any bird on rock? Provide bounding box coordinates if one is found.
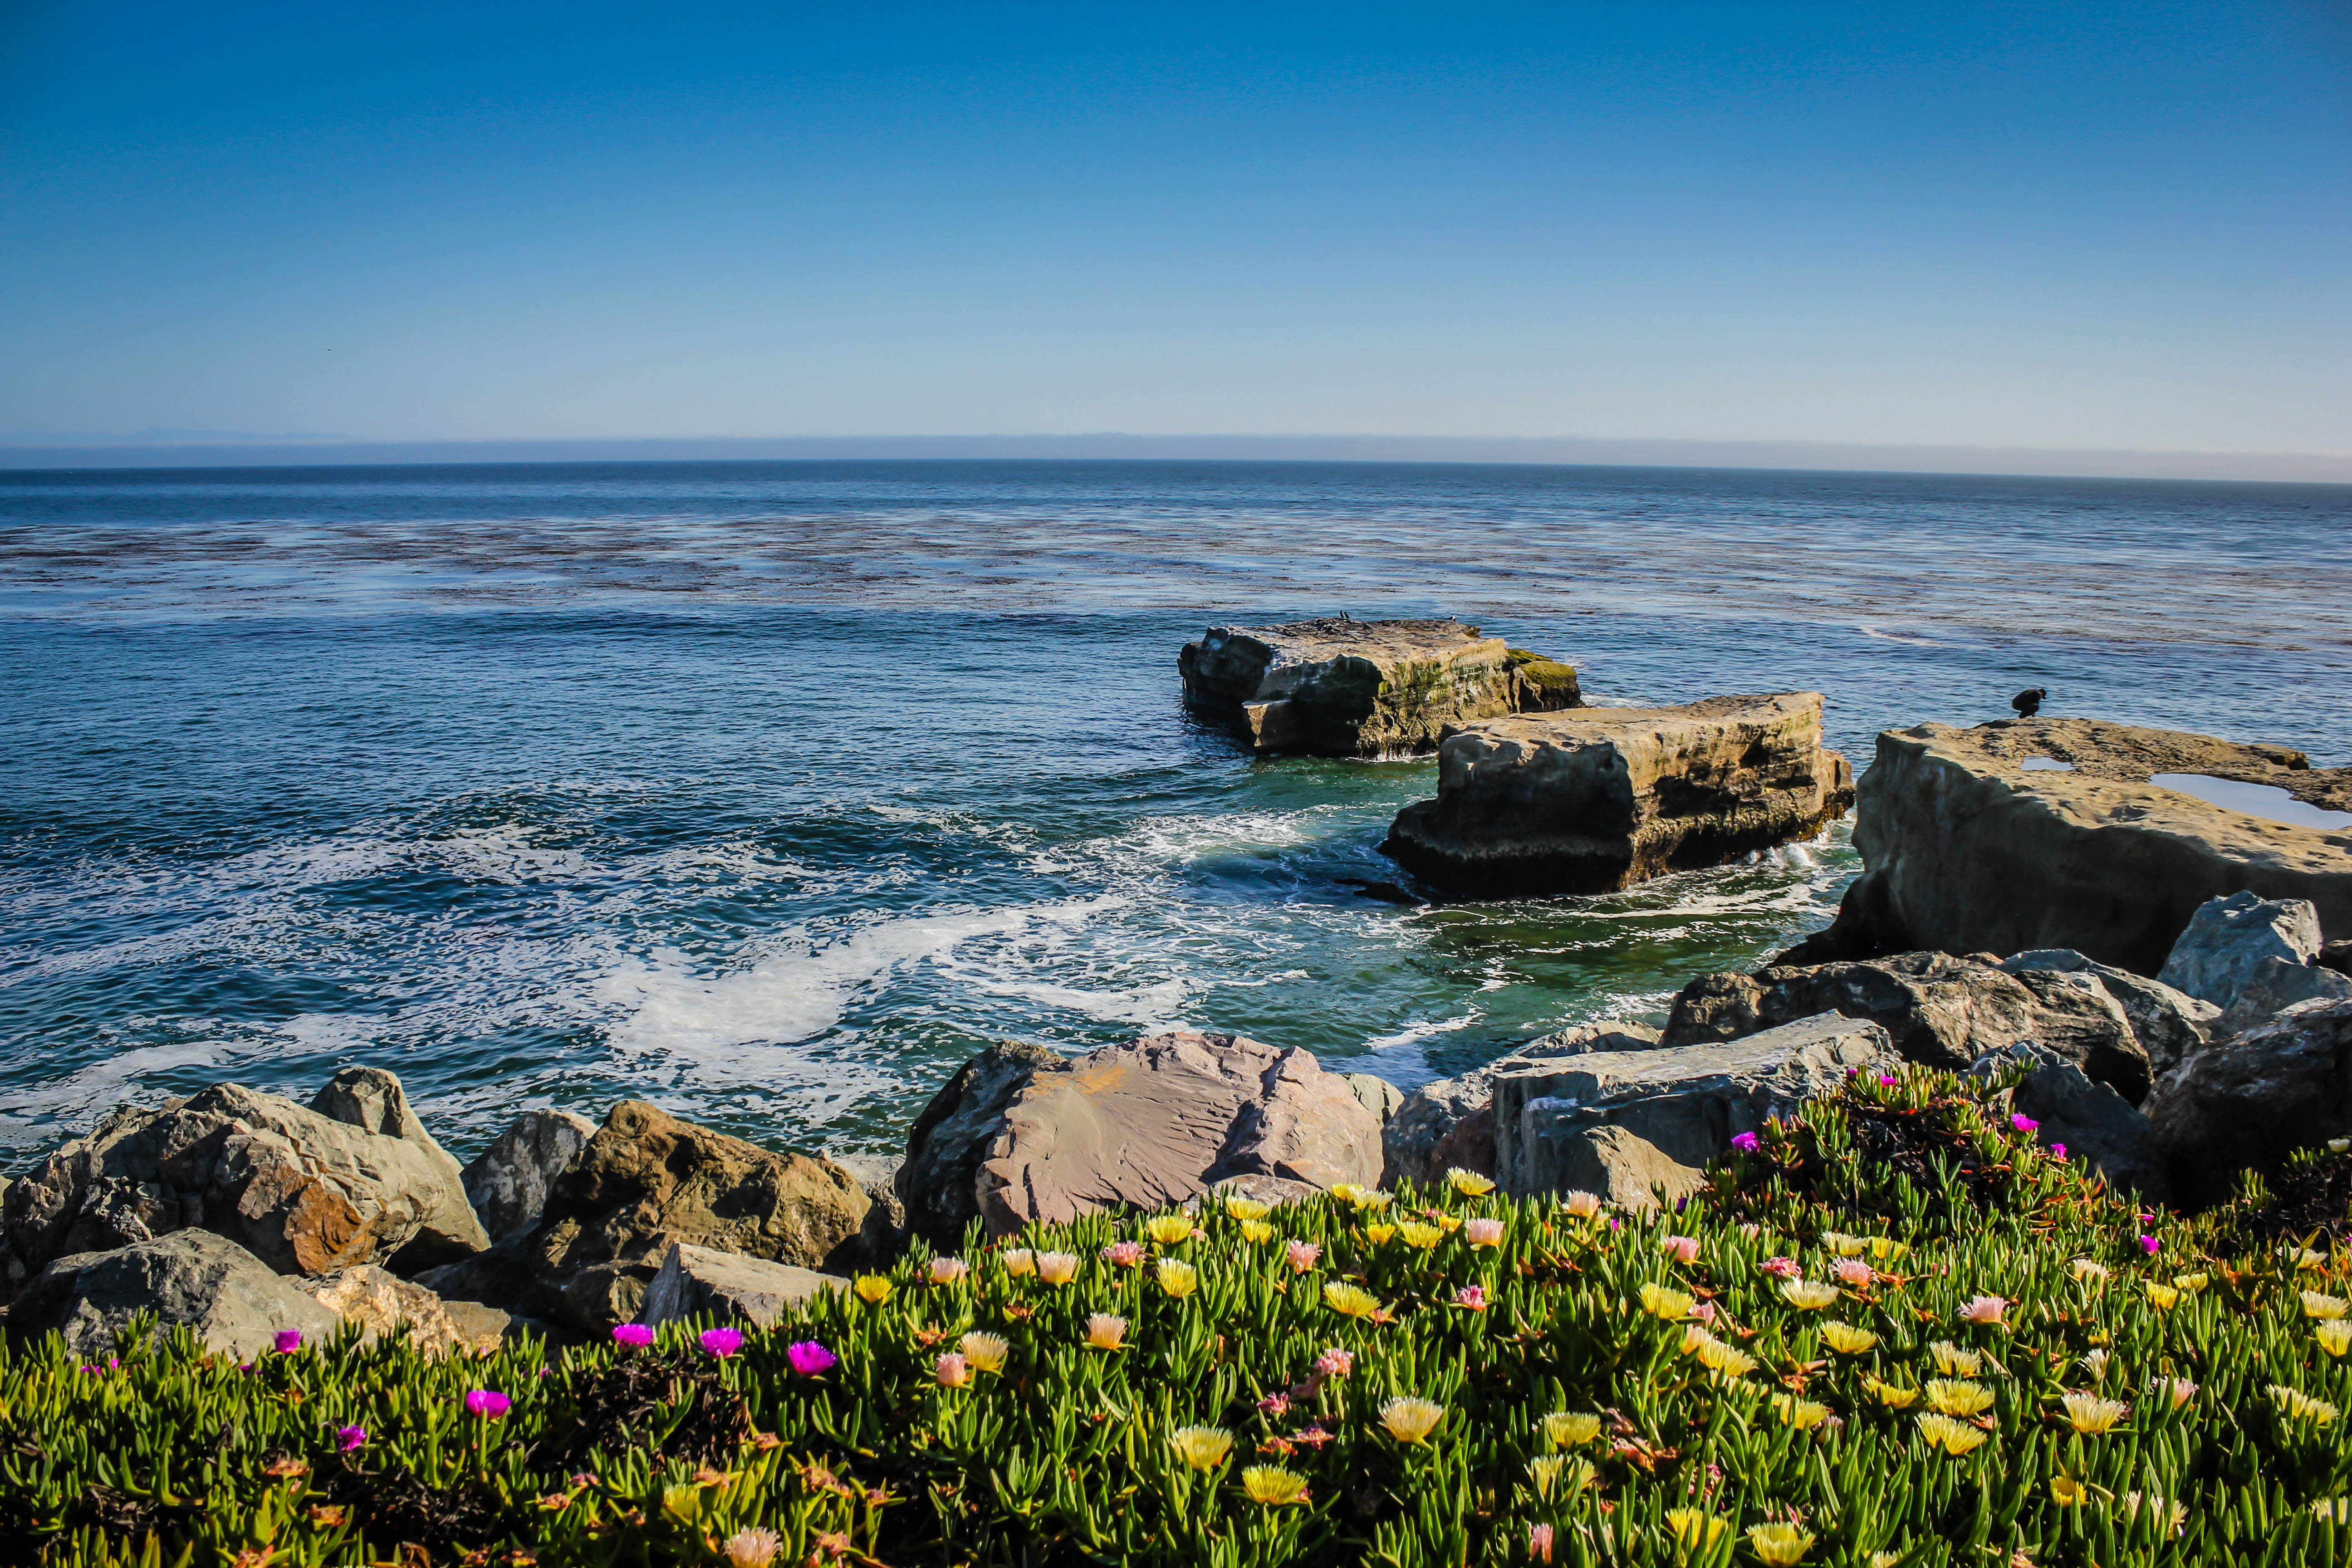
[2011,688,2048,718]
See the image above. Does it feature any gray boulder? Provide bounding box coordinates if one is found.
[1377,1023,1662,1188]
[461,1108,596,1244]
[1493,1013,1894,1203]
[2146,997,2352,1208]
[1999,951,2216,1077]
[640,1241,848,1329]
[2157,892,2338,1013]
[1343,1074,1406,1127]
[1970,1044,2170,1201]
[11,1230,340,1358]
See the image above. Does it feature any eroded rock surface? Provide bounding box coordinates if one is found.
[462,1109,596,1245]
[1383,693,1853,898]
[897,1041,1069,1249]
[11,1230,341,1358]
[2147,998,2352,1209]
[1997,951,2215,1078]
[298,1264,511,1355]
[640,1241,848,1328]
[1786,720,2352,973]
[1379,1024,1663,1188]
[1179,617,1579,757]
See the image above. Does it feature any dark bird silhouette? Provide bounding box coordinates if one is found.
[2011,688,2048,718]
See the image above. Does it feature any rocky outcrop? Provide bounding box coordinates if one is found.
[2147,998,2352,1208]
[1491,1013,1894,1203]
[1663,951,2154,1103]
[1784,720,2352,974]
[2156,892,2352,1028]
[897,1041,1069,1249]
[1970,1044,2170,1201]
[11,1230,341,1358]
[461,1109,596,1245]
[1997,951,2215,1078]
[1,1078,489,1294]
[1178,617,1580,757]
[640,1242,848,1328]
[297,1264,513,1355]
[1382,693,1854,898]
[1378,1024,1662,1188]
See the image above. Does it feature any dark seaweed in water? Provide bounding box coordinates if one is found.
[2219,1150,2352,1253]
[532,1349,750,1473]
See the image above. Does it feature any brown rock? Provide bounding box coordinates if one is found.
[298,1264,507,1355]
[896,1041,1069,1249]
[1382,692,1853,898]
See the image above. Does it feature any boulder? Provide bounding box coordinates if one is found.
[10,1230,340,1358]
[1662,951,2154,1103]
[1,1078,489,1295]
[828,1152,909,1252]
[1998,950,2216,1077]
[1378,1024,1662,1188]
[2154,892,2352,1029]
[1343,1074,1406,1127]
[1178,617,1580,757]
[915,1031,1382,1236]
[297,1264,511,1355]
[1382,693,1854,898]
[1492,1013,1894,1202]
[461,1109,595,1245]
[639,1241,848,1329]
[2147,998,2352,1209]
[1783,719,2352,974]
[1970,1044,2170,1201]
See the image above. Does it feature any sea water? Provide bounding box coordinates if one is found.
[2,460,2346,1166]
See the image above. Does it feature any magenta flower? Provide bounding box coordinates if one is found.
[336,1425,367,1452]
[1730,1131,1761,1153]
[786,1340,838,1377]
[612,1323,656,1349]
[700,1327,745,1358]
[2009,1113,2039,1134]
[2048,1142,2068,1160]
[464,1389,512,1419]
[273,1330,304,1354]
[1877,1073,1897,1087]
[2139,1234,2161,1257]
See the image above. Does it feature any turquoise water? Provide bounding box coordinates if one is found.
[3,460,2346,1167]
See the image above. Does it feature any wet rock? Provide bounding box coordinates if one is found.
[1,1078,489,1294]
[1784,719,2352,973]
[639,1242,848,1329]
[461,1109,595,1245]
[298,1264,510,1355]
[1382,693,1853,898]
[1661,951,2153,1104]
[10,1230,340,1358]
[897,1041,1069,1250]
[1179,617,1580,757]
[1998,951,2215,1077]
[968,1030,1383,1235]
[1493,1013,1894,1201]
[2147,998,2352,1209]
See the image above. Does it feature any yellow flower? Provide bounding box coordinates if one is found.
[1446,1167,1497,1197]
[852,1275,893,1304]
[1772,1394,1833,1430]
[1326,1183,1366,1207]
[958,1331,1009,1373]
[1821,1321,1879,1354]
[1238,1219,1275,1244]
[1168,1426,1234,1470]
[1527,1454,1567,1499]
[1780,1279,1840,1310]
[1542,1411,1603,1449]
[1240,1466,1309,1506]
[1084,1313,1127,1350]
[1916,1412,1990,1456]
[1862,1375,1921,1410]
[1035,1251,1080,1286]
[1928,1340,1983,1377]
[1925,1379,1994,1417]
[2068,1257,2110,1285]
[2317,1320,2352,1357]
[1664,1508,1730,1550]
[1362,1222,1397,1247]
[1821,1231,1867,1257]
[2123,1492,2189,1539]
[2301,1291,2350,1321]
[1379,1396,1446,1444]
[2273,1385,2341,1425]
[2173,1272,2210,1293]
[1397,1220,1443,1250]
[1746,1521,1814,1565]
[1639,1282,1695,1320]
[1155,1259,1198,1298]
[2145,1283,2179,1310]
[1355,1190,1395,1214]
[1223,1196,1271,1222]
[1323,1280,1380,1318]
[2061,1392,2128,1434]
[1000,1249,1036,1278]
[2050,1472,2091,1507]
[1868,1237,1907,1263]
[1695,1337,1759,1379]
[1146,1215,1194,1246]
[1560,1190,1603,1218]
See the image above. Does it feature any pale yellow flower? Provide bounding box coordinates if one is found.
[1168,1426,1234,1470]
[1355,1190,1395,1214]
[2173,1272,2210,1293]
[1561,1190,1603,1219]
[2122,1491,2188,1539]
[852,1275,893,1304]
[1528,1455,1593,1501]
[1664,1508,1730,1550]
[2318,1320,2352,1357]
[1928,1340,1983,1377]
[1397,1220,1443,1250]
[1916,1412,1990,1455]
[723,1527,782,1568]
[1695,1337,1759,1378]
[1821,1231,1867,1257]
[1639,1282,1695,1320]
[1156,1259,1198,1298]
[1747,1521,1814,1565]
[1362,1222,1397,1247]
[2145,1283,2179,1310]
[1446,1167,1497,1196]
[1464,1217,1505,1248]
[1323,1280,1380,1318]
[1863,1375,1921,1410]
[2079,1348,2110,1382]
[1000,1249,1036,1278]
[2286,1246,2330,1270]
[958,1331,1009,1373]
[2273,1385,2341,1425]
[1780,1279,1840,1311]
[1223,1196,1271,1222]
[1241,1466,1309,1505]
[1379,1396,1446,1444]
[1238,1218,1275,1244]
[2316,1499,2352,1526]
[1821,1321,1879,1354]
[2069,1257,2110,1285]
[1925,1379,1994,1417]
[1035,1251,1080,1286]
[1084,1313,1127,1350]
[1146,1214,1194,1245]
[2061,1392,2128,1435]
[2301,1291,2350,1321]
[1542,1411,1603,1449]
[1772,1394,1833,1430]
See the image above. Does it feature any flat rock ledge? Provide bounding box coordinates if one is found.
[1382,692,1853,898]
[1788,718,2352,974]
[1178,617,1579,757]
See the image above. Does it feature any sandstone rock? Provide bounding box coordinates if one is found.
[10,1230,340,1358]
[307,1068,482,1271]
[1343,1074,1406,1127]
[1663,951,2153,1103]
[640,1242,848,1329]
[1998,951,2215,1077]
[1493,1013,1894,1200]
[1178,617,1580,757]
[297,1264,509,1355]
[461,1109,595,1245]
[2147,998,2352,1208]
[1784,719,2352,974]
[971,1031,1382,1235]
[1970,1044,2170,1201]
[1382,693,1854,898]
[897,1040,1069,1250]
[1,1079,489,1294]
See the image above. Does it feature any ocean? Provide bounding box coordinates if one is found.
[2,459,2347,1170]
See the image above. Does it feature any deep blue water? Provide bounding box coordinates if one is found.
[3,460,2347,1166]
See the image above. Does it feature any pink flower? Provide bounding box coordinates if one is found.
[935,1353,970,1389]
[1762,1255,1801,1279]
[1454,1285,1488,1311]
[1877,1074,1897,1087]
[1833,1257,1874,1286]
[273,1330,304,1354]
[1730,1131,1761,1152]
[700,1327,745,1358]
[1100,1240,1146,1268]
[2009,1113,2038,1134]
[1661,1235,1700,1264]
[2048,1142,2068,1160]
[2139,1234,2161,1257]
[335,1425,367,1451]
[1312,1348,1353,1377]
[928,1256,971,1284]
[1530,1522,1555,1563]
[1257,1391,1290,1416]
[1690,1300,1718,1324]
[464,1389,511,1418]
[1960,1294,2006,1325]
[786,1341,837,1377]
[1285,1239,1322,1274]
[612,1323,655,1349]
[1465,1217,1506,1248]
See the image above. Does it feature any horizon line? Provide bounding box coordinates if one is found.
[4,432,2349,485]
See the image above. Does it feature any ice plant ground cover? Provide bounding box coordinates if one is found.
[4,1067,2351,1566]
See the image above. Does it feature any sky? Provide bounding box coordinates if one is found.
[2,2,2348,458]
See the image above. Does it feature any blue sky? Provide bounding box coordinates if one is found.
[3,2,2347,454]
